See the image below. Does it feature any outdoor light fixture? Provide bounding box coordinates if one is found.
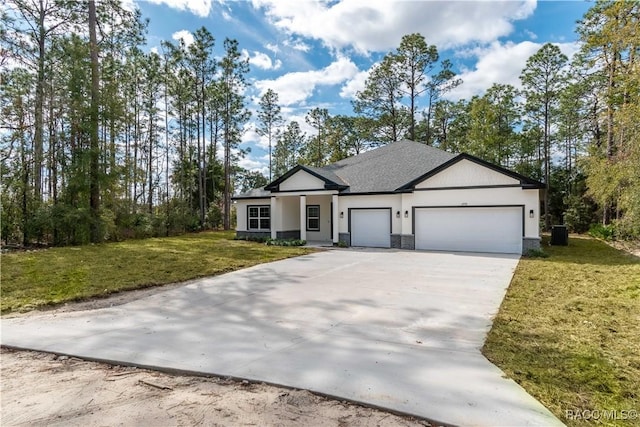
[404,210,409,218]
[396,210,400,218]
[340,211,344,218]
[529,209,534,218]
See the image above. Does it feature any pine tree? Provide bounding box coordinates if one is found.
[256,89,283,181]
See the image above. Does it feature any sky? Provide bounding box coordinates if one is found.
[135,0,593,175]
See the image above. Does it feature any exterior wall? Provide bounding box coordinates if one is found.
[406,187,540,239]
[523,237,541,253]
[234,198,270,232]
[277,230,301,240]
[279,196,300,231]
[236,230,270,240]
[416,159,519,188]
[337,194,402,235]
[338,232,350,246]
[279,170,325,191]
[305,194,332,241]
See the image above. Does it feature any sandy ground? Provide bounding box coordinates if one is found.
[0,348,433,427]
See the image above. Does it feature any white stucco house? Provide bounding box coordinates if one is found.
[233,140,543,254]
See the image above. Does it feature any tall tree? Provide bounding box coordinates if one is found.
[273,121,305,177]
[394,33,438,141]
[4,0,76,203]
[304,107,329,167]
[256,88,283,180]
[219,38,250,230]
[465,83,520,167]
[422,59,462,144]
[353,55,409,144]
[141,51,163,213]
[520,43,568,230]
[187,27,216,226]
[325,115,373,161]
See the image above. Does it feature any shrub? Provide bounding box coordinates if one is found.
[524,248,549,258]
[265,238,306,246]
[206,204,222,229]
[588,223,616,240]
[99,209,118,241]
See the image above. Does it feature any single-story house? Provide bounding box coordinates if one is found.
[233,140,543,255]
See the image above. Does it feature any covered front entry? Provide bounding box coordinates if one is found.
[414,206,523,254]
[350,208,391,248]
[270,193,339,244]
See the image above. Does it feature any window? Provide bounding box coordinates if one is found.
[248,205,270,230]
[307,205,320,231]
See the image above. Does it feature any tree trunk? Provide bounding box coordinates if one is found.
[148,113,153,214]
[606,48,617,159]
[544,102,551,231]
[223,96,231,230]
[34,1,46,203]
[88,0,101,242]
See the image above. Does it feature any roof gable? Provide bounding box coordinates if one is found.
[399,153,545,190]
[264,165,347,192]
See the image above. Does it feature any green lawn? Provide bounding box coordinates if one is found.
[484,236,640,426]
[1,231,315,314]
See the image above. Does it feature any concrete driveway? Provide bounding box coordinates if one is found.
[1,249,561,426]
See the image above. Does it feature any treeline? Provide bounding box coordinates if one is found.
[1,0,263,245]
[1,0,638,247]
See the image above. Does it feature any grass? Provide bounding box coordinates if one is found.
[1,231,315,314]
[483,235,640,426]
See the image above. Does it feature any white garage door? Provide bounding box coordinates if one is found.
[415,207,522,254]
[351,209,391,248]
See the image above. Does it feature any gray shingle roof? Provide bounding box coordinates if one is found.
[303,165,348,188]
[233,187,271,199]
[325,139,456,193]
[234,140,457,198]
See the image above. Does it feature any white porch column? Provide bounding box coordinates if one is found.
[299,195,307,241]
[332,194,339,244]
[270,196,277,240]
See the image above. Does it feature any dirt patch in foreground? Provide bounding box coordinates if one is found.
[0,348,433,427]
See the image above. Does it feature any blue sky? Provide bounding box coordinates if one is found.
[135,0,592,174]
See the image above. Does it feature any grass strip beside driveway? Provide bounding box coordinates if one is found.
[1,231,315,314]
[484,236,640,426]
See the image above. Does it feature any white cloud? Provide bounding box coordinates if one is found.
[448,41,581,100]
[283,38,311,52]
[242,49,282,70]
[172,30,195,47]
[255,56,360,106]
[251,0,537,53]
[238,157,268,175]
[242,124,270,150]
[339,68,371,99]
[147,0,213,17]
[265,43,280,54]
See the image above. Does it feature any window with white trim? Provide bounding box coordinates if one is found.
[248,205,270,230]
[307,205,320,231]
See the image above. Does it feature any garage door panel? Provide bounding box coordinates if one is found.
[415,207,522,254]
[351,209,391,248]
